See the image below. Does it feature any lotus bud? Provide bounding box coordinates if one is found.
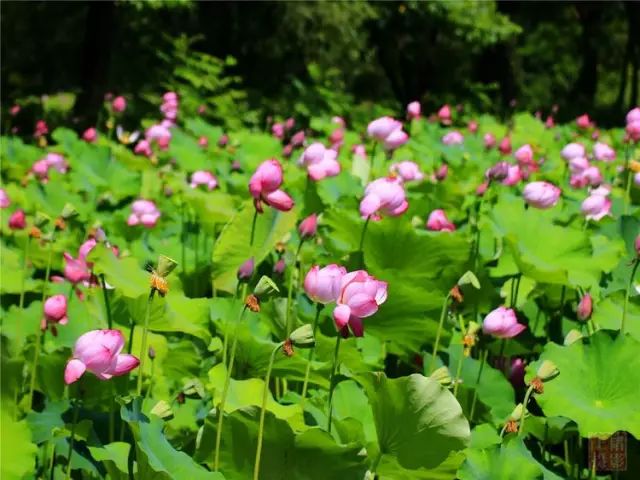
[253,275,280,301]
[429,366,452,387]
[289,324,315,349]
[564,329,583,346]
[576,293,592,321]
[536,360,559,382]
[148,346,156,360]
[237,257,255,280]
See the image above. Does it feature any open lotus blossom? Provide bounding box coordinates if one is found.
[298,213,318,238]
[561,142,585,161]
[498,136,512,155]
[367,116,403,141]
[482,306,526,338]
[570,165,602,189]
[576,114,591,129]
[0,189,10,208]
[45,153,68,173]
[127,199,161,228]
[8,209,26,229]
[145,124,171,150]
[426,209,456,232]
[437,104,451,124]
[390,161,424,183]
[78,238,97,264]
[442,131,464,145]
[502,164,523,186]
[577,293,592,321]
[484,133,496,149]
[190,170,218,190]
[249,159,294,213]
[407,101,421,119]
[63,251,92,284]
[581,190,611,221]
[299,143,341,181]
[304,264,347,304]
[523,181,561,209]
[83,127,97,143]
[592,142,615,162]
[332,270,388,337]
[360,177,408,220]
[41,294,68,331]
[64,329,139,384]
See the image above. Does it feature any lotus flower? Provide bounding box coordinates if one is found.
[0,189,10,209]
[367,116,402,141]
[571,165,602,188]
[484,133,496,149]
[63,252,91,284]
[190,170,218,190]
[249,159,294,213]
[198,136,209,148]
[626,121,640,142]
[34,120,48,138]
[304,264,347,304]
[332,270,388,337]
[41,294,68,331]
[498,136,512,155]
[299,143,340,181]
[353,144,367,159]
[127,199,161,228]
[360,177,408,219]
[482,307,526,338]
[145,124,171,150]
[592,142,615,162]
[407,101,421,119]
[383,129,409,150]
[237,257,255,280]
[561,143,585,161]
[134,140,152,157]
[64,329,139,384]
[581,191,611,221]
[390,161,424,183]
[502,164,523,186]
[273,258,285,275]
[545,116,555,128]
[291,130,306,147]
[8,209,25,230]
[83,128,97,143]
[112,96,126,113]
[514,144,533,166]
[576,114,591,129]
[468,120,479,133]
[426,209,456,232]
[522,181,561,209]
[442,131,464,145]
[437,104,451,124]
[298,213,318,238]
[271,123,284,139]
[626,107,640,124]
[577,293,592,321]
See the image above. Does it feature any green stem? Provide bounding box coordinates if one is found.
[518,385,535,436]
[100,274,113,329]
[222,284,247,368]
[48,440,56,480]
[136,289,156,396]
[326,335,342,433]
[368,450,383,477]
[214,305,249,471]
[301,304,323,405]
[623,144,632,215]
[285,239,304,337]
[250,208,259,247]
[253,342,284,480]
[469,349,488,422]
[19,235,31,310]
[622,259,639,335]
[109,391,115,444]
[358,215,371,268]
[428,293,451,374]
[127,318,135,355]
[453,351,464,398]
[65,397,80,480]
[181,201,186,273]
[28,236,54,408]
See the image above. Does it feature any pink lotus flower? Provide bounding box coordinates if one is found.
[561,143,585,161]
[78,238,97,263]
[509,358,526,387]
[64,329,139,384]
[134,140,152,157]
[468,120,479,133]
[299,143,340,181]
[353,144,367,159]
[63,252,91,284]
[8,209,26,230]
[581,192,611,221]
[626,121,640,142]
[272,123,284,139]
[249,159,294,213]
[571,165,602,188]
[545,116,555,129]
[0,189,10,209]
[407,101,421,119]
[145,124,171,150]
[437,104,452,124]
[198,136,209,148]
[127,199,161,228]
[483,133,496,149]
[592,142,615,162]
[426,209,456,232]
[34,120,48,138]
[435,163,449,182]
[498,136,512,155]
[476,182,489,196]
[577,293,592,321]
[485,162,510,182]
[482,306,526,338]
[390,161,424,183]
[290,130,306,147]
[218,134,229,147]
[282,144,293,158]
[328,128,344,147]
[237,257,255,280]
[304,264,347,304]
[514,144,533,165]
[190,170,218,190]
[333,270,388,337]
[576,114,591,129]
[285,117,295,131]
[10,104,20,116]
[44,153,68,173]
[82,127,97,143]
[442,131,464,145]
[383,129,409,150]
[626,107,640,124]
[367,116,403,141]
[360,177,408,219]
[332,116,346,127]
[112,96,127,113]
[569,156,590,174]
[502,164,523,186]
[41,294,68,331]
[298,213,318,238]
[273,258,285,275]
[523,181,561,209]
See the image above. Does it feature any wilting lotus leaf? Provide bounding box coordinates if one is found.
[529,331,640,438]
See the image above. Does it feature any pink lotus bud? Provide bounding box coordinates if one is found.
[8,209,26,230]
[10,104,20,116]
[435,164,449,182]
[272,123,285,139]
[332,116,346,127]
[502,165,523,187]
[127,199,161,228]
[545,116,555,129]
[514,144,533,165]
[63,252,91,284]
[328,128,344,146]
[353,144,367,159]
[367,116,402,141]
[249,158,281,195]
[390,161,424,183]
[218,133,229,147]
[31,159,50,181]
[426,209,456,232]
[483,133,496,148]
[299,144,340,181]
[468,120,478,133]
[442,131,464,145]
[291,130,305,147]
[437,104,451,124]
[237,257,255,280]
[561,142,585,161]
[626,107,640,125]
[498,136,512,155]
[591,130,600,140]
[476,182,489,196]
[78,238,97,262]
[44,153,68,173]
[626,120,640,142]
[569,156,590,174]
[134,140,152,157]
[523,181,561,209]
[577,293,592,321]
[163,91,178,103]
[360,178,408,219]
[576,114,591,129]
[82,127,97,143]
[407,101,421,119]
[482,306,526,338]
[64,329,139,384]
[190,170,218,190]
[635,234,640,256]
[332,270,387,337]
[112,96,126,113]
[282,144,293,158]
[0,189,10,209]
[42,294,68,331]
[581,192,611,221]
[509,358,526,387]
[198,136,209,148]
[298,213,318,238]
[273,258,285,275]
[145,124,172,150]
[384,129,409,150]
[571,166,602,189]
[304,264,346,304]
[34,120,49,138]
[285,117,295,131]
[262,189,294,212]
[486,162,510,182]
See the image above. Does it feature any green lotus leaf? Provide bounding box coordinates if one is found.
[0,409,37,479]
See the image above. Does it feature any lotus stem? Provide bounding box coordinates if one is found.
[18,235,31,310]
[622,258,639,335]
[100,274,112,329]
[623,144,632,215]
[518,384,535,436]
[285,239,304,337]
[136,289,156,396]
[301,304,323,406]
[429,292,451,374]
[65,394,80,480]
[469,349,488,422]
[253,342,284,480]
[326,334,342,433]
[358,215,371,266]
